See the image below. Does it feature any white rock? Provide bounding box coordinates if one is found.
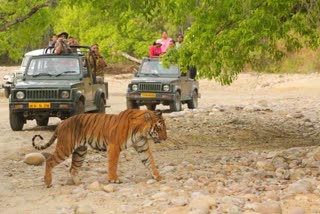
[87,181,102,191]
[188,195,215,213]
[171,197,188,206]
[288,207,305,214]
[254,201,282,214]
[312,147,320,161]
[151,191,168,201]
[74,204,94,214]
[287,179,313,195]
[23,153,45,166]
[256,160,275,171]
[102,184,115,193]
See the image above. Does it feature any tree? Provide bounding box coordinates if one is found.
[0,0,319,84]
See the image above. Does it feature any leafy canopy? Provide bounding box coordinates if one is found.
[0,0,319,84]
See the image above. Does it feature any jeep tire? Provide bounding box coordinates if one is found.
[74,101,85,115]
[4,87,10,98]
[36,117,49,126]
[127,100,139,109]
[170,91,182,112]
[187,90,198,109]
[10,111,24,131]
[98,97,106,113]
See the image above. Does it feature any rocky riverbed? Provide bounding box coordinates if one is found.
[1,67,320,213]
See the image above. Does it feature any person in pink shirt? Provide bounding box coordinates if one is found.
[160,31,172,53]
[149,39,163,58]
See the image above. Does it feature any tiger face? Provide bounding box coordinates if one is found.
[149,110,167,143]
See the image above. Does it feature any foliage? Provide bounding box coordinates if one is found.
[0,0,319,84]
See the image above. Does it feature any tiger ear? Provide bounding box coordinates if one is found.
[154,110,162,116]
[145,112,152,121]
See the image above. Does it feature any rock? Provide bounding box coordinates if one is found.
[272,156,289,169]
[289,168,306,180]
[87,181,102,191]
[255,201,282,214]
[151,192,168,201]
[171,197,188,206]
[23,153,45,166]
[74,204,94,214]
[312,147,320,161]
[146,179,156,185]
[163,207,188,214]
[102,184,115,193]
[256,160,275,171]
[287,112,304,119]
[287,179,314,195]
[288,207,305,214]
[188,195,215,214]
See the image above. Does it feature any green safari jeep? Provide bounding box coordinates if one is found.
[126,57,200,112]
[9,46,108,131]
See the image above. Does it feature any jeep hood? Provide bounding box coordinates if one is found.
[130,77,179,84]
[14,80,82,89]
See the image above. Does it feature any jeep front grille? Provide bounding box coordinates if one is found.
[139,83,162,92]
[26,89,59,99]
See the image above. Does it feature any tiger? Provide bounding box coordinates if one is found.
[32,109,167,187]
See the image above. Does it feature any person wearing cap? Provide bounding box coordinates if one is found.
[88,43,107,83]
[54,31,71,54]
[149,39,163,58]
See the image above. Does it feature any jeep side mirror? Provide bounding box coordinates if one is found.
[133,68,138,77]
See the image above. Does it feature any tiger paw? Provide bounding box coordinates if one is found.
[154,175,163,181]
[108,179,122,184]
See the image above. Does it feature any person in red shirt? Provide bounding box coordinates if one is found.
[149,39,163,58]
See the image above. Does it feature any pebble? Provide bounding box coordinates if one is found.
[23,153,45,166]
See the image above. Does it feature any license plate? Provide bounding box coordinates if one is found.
[141,93,156,98]
[28,102,51,108]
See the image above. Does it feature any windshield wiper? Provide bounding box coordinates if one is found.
[55,70,77,77]
[32,73,52,77]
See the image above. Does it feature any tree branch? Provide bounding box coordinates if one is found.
[0,0,51,32]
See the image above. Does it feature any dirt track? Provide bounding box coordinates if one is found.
[1,67,320,213]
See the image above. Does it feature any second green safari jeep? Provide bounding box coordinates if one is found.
[126,57,200,112]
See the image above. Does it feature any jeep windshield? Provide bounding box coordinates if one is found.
[26,57,80,77]
[138,61,179,77]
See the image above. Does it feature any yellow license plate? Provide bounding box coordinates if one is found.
[141,93,156,98]
[28,102,51,108]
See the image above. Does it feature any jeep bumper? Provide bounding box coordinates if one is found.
[127,92,176,103]
[10,101,76,119]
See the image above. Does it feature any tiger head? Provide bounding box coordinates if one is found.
[146,110,167,144]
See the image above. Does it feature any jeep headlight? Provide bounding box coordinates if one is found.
[61,90,70,99]
[163,85,170,92]
[16,91,25,99]
[132,84,138,91]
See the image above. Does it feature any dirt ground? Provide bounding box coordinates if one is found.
[0,66,320,214]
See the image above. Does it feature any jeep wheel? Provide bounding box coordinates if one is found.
[10,112,24,131]
[146,104,156,111]
[74,101,85,115]
[187,90,198,109]
[170,91,182,112]
[36,117,49,126]
[98,97,106,113]
[4,87,10,98]
[127,100,139,109]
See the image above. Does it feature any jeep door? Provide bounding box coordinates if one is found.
[180,71,193,100]
[82,59,94,107]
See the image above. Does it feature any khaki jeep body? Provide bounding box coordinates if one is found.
[9,46,108,131]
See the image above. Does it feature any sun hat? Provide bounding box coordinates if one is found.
[57,31,69,38]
